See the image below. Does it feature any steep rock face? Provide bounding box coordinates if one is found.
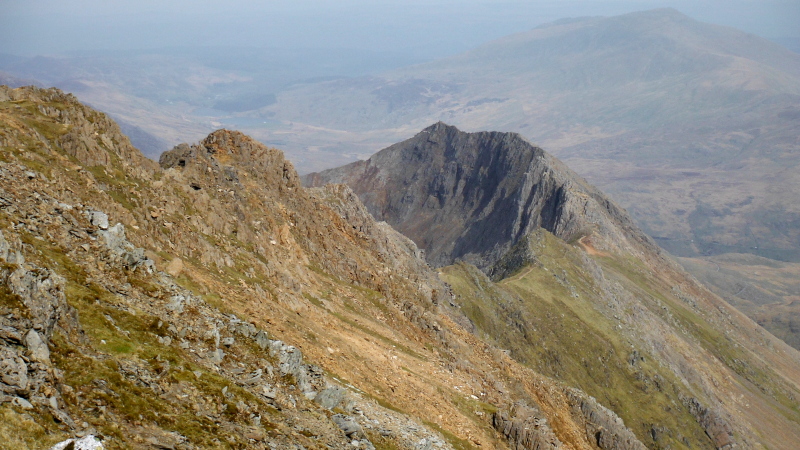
[304,122,652,271]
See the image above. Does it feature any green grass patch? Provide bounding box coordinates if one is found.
[302,292,324,308]
[421,420,475,450]
[0,406,66,450]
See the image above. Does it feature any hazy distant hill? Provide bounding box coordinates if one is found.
[270,8,800,262]
[0,47,426,162]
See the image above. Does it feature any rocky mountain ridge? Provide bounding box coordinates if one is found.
[0,85,659,449]
[2,85,800,449]
[307,120,800,449]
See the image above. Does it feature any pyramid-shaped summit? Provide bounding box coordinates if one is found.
[304,122,653,271]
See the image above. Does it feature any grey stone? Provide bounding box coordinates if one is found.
[315,385,347,410]
[209,348,224,364]
[0,348,29,392]
[12,396,34,410]
[25,329,51,364]
[241,369,262,385]
[50,435,105,450]
[100,223,126,249]
[7,265,67,337]
[85,210,109,230]
[234,321,256,338]
[206,327,221,348]
[332,414,363,438]
[96,223,155,272]
[268,340,283,358]
[166,295,185,313]
[6,250,24,265]
[0,325,23,344]
[255,330,270,349]
[261,384,277,399]
[221,336,235,347]
[56,202,74,213]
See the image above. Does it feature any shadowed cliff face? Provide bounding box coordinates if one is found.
[304,122,652,271]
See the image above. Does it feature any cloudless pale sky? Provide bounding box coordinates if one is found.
[1,0,798,59]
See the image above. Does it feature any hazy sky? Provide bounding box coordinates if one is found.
[2,0,798,59]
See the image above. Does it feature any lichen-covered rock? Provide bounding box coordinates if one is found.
[0,347,28,394]
[332,413,365,439]
[493,402,562,449]
[683,396,735,449]
[270,340,325,399]
[24,329,50,364]
[98,222,155,273]
[565,388,647,450]
[6,266,67,339]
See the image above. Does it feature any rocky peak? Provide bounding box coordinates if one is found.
[159,128,299,193]
[304,122,651,272]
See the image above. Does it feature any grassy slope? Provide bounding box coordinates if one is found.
[441,229,800,449]
[679,254,800,350]
[441,242,708,448]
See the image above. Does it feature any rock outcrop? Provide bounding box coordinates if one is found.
[0,227,78,427]
[565,389,646,450]
[682,396,735,449]
[492,402,562,449]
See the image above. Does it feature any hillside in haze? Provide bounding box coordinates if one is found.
[274,8,800,265]
[4,86,800,449]
[0,46,425,162]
